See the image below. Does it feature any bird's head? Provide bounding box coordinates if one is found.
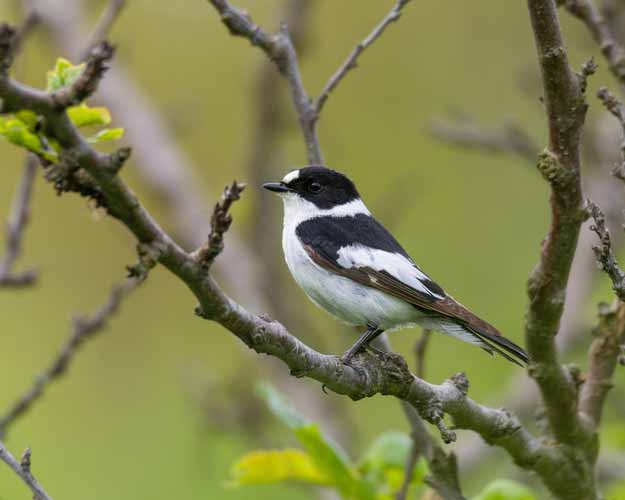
[263,166,360,210]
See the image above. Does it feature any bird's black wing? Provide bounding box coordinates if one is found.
[295,214,445,304]
[297,214,528,365]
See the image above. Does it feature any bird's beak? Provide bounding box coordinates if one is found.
[263,182,292,193]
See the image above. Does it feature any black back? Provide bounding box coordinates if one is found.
[295,214,446,298]
[284,166,360,209]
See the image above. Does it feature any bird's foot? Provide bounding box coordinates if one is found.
[364,344,385,356]
[340,346,363,366]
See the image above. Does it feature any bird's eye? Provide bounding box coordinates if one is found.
[308,181,322,193]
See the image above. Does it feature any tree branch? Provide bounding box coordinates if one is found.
[207,0,323,164]
[0,273,145,437]
[587,201,625,300]
[13,10,40,56]
[429,117,540,163]
[0,154,38,288]
[558,0,625,82]
[525,0,593,452]
[0,441,52,500]
[0,31,561,486]
[207,0,414,165]
[79,0,126,61]
[195,181,246,269]
[597,86,625,181]
[50,40,114,108]
[579,301,625,427]
[314,0,412,116]
[414,328,432,379]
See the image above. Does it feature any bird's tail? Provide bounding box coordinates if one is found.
[468,327,528,367]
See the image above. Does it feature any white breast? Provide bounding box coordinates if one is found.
[281,200,419,329]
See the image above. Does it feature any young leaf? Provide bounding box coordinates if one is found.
[229,449,330,487]
[256,383,309,429]
[256,383,376,499]
[0,117,57,161]
[472,479,537,500]
[359,432,427,496]
[86,128,125,144]
[68,104,112,127]
[46,57,85,92]
[14,110,38,129]
[359,432,413,473]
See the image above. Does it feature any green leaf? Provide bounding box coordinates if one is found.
[256,383,309,429]
[68,104,111,127]
[472,479,537,500]
[14,110,38,129]
[46,57,85,92]
[229,449,330,487]
[358,432,428,496]
[359,432,413,473]
[257,383,376,499]
[0,117,57,161]
[86,128,125,144]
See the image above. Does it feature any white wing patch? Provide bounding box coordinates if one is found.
[336,245,444,299]
[282,169,300,184]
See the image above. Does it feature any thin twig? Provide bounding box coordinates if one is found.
[207,0,323,164]
[597,86,625,181]
[12,10,40,56]
[429,118,540,163]
[196,181,246,269]
[314,0,412,116]
[579,301,625,427]
[0,441,52,500]
[79,0,126,61]
[375,336,464,500]
[587,200,625,300]
[51,40,115,108]
[414,329,432,380]
[0,155,38,288]
[559,0,625,82]
[0,276,144,437]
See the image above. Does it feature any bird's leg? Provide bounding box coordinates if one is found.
[341,323,385,364]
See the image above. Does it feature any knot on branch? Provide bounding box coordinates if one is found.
[0,24,16,76]
[51,40,115,108]
[536,148,575,187]
[197,180,246,270]
[417,397,456,444]
[43,152,108,209]
[127,241,165,279]
[450,372,469,396]
[106,146,131,174]
[565,363,584,390]
[19,447,31,473]
[577,57,597,94]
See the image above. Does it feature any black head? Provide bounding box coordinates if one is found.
[263,166,360,209]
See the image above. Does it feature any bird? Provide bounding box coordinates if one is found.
[263,166,528,366]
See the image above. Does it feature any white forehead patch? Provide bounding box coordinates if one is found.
[282,169,300,184]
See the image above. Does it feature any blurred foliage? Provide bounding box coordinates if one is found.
[0,0,624,499]
[230,384,428,499]
[231,384,538,500]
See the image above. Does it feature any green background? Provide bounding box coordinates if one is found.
[0,0,623,498]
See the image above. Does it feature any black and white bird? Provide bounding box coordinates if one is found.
[263,166,528,366]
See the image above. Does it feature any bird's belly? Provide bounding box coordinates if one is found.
[282,232,418,329]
